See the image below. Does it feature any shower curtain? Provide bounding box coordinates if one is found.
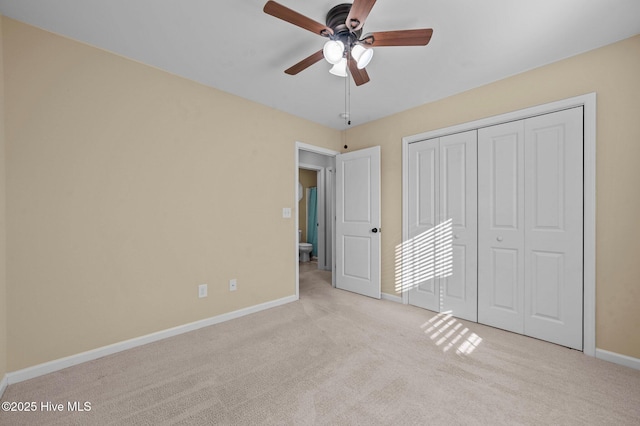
[307,187,318,258]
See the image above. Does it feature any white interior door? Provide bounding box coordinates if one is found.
[335,146,381,299]
[523,108,583,350]
[478,121,526,334]
[407,131,477,321]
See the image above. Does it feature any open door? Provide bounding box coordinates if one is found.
[335,146,381,299]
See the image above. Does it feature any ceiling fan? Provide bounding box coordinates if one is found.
[263,0,433,86]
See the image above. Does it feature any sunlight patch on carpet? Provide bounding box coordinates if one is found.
[421,311,483,356]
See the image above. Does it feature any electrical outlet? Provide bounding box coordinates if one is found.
[229,279,237,292]
[198,284,208,298]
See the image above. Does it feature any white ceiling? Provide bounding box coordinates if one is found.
[1,0,639,130]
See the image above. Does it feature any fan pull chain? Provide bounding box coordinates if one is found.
[342,62,351,149]
[345,61,351,127]
[344,69,348,127]
[348,73,351,126]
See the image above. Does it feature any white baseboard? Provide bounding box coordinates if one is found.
[0,374,7,398]
[381,292,402,303]
[6,294,298,385]
[596,348,640,370]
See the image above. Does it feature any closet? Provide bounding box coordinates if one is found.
[406,107,584,350]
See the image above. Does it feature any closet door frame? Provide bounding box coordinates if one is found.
[401,93,596,357]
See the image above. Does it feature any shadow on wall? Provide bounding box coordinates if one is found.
[395,218,453,295]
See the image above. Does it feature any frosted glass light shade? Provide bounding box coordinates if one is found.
[323,40,345,65]
[329,58,348,77]
[351,44,373,69]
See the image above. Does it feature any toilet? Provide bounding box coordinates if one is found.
[298,230,313,262]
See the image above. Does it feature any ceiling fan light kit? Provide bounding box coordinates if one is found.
[329,58,348,77]
[351,44,373,69]
[263,0,433,86]
[323,39,345,64]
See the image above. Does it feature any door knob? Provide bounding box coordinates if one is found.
[371,228,378,233]
[497,236,503,242]
[454,234,460,239]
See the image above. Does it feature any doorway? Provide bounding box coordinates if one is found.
[295,142,382,300]
[298,166,331,270]
[295,143,339,298]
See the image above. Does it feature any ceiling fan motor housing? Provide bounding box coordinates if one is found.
[326,4,362,49]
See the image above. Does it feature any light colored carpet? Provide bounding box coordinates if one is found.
[2,262,639,425]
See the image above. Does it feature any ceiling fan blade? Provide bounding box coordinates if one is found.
[346,0,377,32]
[361,29,433,47]
[348,57,370,86]
[285,50,325,75]
[264,1,333,37]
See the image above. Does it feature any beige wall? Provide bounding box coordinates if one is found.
[298,169,317,243]
[0,16,7,381]
[3,17,340,370]
[345,35,640,359]
[3,14,639,372]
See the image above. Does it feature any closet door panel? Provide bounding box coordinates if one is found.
[524,107,583,350]
[407,139,440,311]
[478,121,525,334]
[439,130,477,322]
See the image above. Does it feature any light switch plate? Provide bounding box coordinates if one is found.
[198,284,207,298]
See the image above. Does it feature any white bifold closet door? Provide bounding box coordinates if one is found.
[407,130,478,322]
[478,107,584,350]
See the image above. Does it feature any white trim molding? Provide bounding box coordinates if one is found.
[402,93,597,357]
[6,295,297,385]
[596,349,640,371]
[381,292,403,303]
[0,374,7,398]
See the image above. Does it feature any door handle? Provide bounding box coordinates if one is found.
[371,228,379,233]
